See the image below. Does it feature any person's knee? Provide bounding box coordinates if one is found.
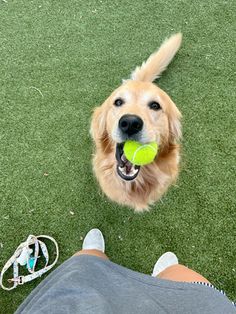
[157,264,210,283]
[74,249,109,260]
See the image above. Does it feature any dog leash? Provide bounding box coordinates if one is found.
[0,234,59,291]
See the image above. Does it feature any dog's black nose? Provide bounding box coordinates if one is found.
[119,114,143,136]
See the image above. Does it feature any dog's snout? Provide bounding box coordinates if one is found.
[119,114,143,136]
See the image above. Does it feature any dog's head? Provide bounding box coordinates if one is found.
[91,34,182,182]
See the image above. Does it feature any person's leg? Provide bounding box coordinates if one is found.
[77,233,209,283]
[157,264,210,283]
[74,229,109,260]
[152,252,210,284]
[74,249,108,260]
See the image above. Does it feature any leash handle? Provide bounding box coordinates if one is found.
[0,235,59,291]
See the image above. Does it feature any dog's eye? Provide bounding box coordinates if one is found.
[148,101,161,111]
[114,98,124,107]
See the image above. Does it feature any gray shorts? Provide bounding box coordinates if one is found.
[15,255,236,314]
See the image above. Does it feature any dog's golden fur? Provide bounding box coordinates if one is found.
[91,34,182,211]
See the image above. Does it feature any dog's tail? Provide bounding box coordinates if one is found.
[131,33,182,82]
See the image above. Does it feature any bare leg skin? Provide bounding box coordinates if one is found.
[74,249,109,260]
[157,264,210,283]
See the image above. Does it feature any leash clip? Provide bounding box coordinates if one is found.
[18,276,24,285]
[8,276,24,285]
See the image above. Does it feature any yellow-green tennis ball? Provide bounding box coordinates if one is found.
[124,140,158,166]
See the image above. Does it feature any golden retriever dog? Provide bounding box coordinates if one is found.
[91,33,182,212]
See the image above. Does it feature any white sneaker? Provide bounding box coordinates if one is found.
[82,228,105,253]
[152,252,178,277]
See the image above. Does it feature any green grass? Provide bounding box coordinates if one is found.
[0,0,235,312]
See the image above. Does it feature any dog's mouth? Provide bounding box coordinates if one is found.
[115,143,140,181]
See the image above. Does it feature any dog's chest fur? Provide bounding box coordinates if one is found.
[93,144,180,211]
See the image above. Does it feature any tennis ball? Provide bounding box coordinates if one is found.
[123,140,158,166]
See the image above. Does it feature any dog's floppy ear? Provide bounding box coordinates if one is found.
[169,110,182,143]
[90,104,107,144]
[131,33,182,82]
[90,101,113,154]
[168,100,182,143]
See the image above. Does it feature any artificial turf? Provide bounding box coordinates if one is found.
[0,0,235,312]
